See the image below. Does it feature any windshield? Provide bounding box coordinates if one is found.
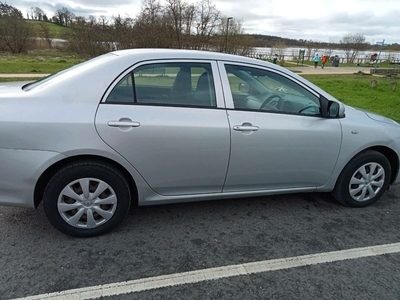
[23,53,117,91]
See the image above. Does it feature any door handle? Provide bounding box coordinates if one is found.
[107,121,140,128]
[233,125,259,131]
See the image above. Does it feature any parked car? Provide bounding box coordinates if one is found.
[1,49,399,237]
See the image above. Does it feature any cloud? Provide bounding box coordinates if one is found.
[10,0,400,44]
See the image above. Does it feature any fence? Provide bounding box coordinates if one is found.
[249,47,400,64]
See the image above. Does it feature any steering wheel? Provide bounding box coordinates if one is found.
[298,105,319,114]
[259,95,284,111]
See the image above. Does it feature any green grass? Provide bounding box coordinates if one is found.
[0,78,40,82]
[25,20,72,39]
[0,50,83,73]
[302,74,400,122]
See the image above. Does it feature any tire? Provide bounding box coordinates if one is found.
[43,161,131,237]
[332,150,391,207]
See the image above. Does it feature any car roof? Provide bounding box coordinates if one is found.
[110,48,267,65]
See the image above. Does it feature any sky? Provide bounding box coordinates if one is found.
[9,0,400,44]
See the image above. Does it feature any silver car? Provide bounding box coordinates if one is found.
[1,49,399,237]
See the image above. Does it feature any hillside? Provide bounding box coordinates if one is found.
[25,20,72,39]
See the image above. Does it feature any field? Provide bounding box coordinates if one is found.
[25,20,72,39]
[0,50,82,74]
[303,74,400,122]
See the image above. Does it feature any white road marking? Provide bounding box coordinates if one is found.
[15,242,400,300]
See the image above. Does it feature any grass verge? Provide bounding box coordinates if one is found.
[0,50,82,74]
[302,74,400,122]
[0,78,41,83]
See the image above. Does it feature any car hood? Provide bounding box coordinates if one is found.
[361,109,399,126]
[341,104,399,127]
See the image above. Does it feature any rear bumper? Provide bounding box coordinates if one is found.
[0,148,65,208]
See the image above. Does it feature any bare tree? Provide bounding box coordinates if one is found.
[271,40,286,59]
[215,18,253,55]
[68,17,115,57]
[325,38,337,57]
[133,0,174,48]
[64,0,254,58]
[304,40,314,60]
[112,15,136,49]
[192,0,220,50]
[30,7,45,20]
[99,15,108,29]
[28,7,34,19]
[165,0,187,48]
[62,7,75,26]
[39,22,52,48]
[54,7,75,26]
[0,2,23,18]
[0,18,32,53]
[311,41,320,57]
[54,9,65,25]
[340,33,368,63]
[0,2,32,53]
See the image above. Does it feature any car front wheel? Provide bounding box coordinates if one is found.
[332,150,391,207]
[43,161,131,237]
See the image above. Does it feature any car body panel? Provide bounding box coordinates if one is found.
[95,105,231,195]
[0,49,399,209]
[0,148,65,207]
[216,61,342,191]
[223,111,342,191]
[317,105,400,190]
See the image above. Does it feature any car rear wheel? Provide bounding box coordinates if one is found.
[43,161,131,237]
[332,150,391,207]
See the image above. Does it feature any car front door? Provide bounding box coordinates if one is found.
[95,60,230,196]
[218,62,342,192]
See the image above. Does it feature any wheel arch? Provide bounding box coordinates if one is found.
[34,155,138,208]
[335,145,399,187]
[369,145,399,184]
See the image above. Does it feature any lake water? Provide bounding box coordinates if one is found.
[252,47,400,62]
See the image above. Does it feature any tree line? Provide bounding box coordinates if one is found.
[1,1,398,62]
[0,0,253,57]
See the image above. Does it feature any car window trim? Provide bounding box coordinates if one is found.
[217,61,323,116]
[101,59,226,109]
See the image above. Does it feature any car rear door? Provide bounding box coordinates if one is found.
[95,60,230,196]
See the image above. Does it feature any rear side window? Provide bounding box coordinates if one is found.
[105,62,216,108]
[134,62,216,107]
[106,73,134,103]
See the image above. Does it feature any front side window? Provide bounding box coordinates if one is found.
[225,64,321,115]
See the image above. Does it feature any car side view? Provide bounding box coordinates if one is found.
[0,49,399,237]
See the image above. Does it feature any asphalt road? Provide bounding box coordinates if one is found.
[0,187,399,300]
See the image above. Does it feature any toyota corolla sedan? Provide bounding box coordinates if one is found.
[1,49,399,237]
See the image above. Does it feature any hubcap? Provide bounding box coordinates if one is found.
[349,162,385,202]
[57,178,117,229]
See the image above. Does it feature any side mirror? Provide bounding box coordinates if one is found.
[238,82,250,93]
[327,101,345,118]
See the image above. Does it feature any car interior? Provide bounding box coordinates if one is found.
[106,65,216,107]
